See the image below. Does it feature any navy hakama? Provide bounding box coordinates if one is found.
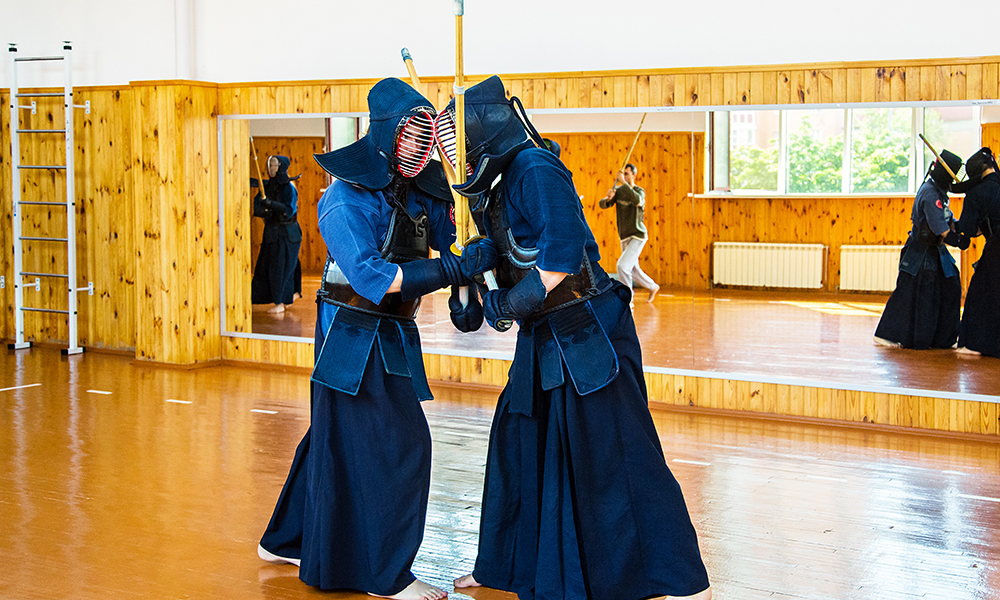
[959,237,1000,356]
[875,179,961,349]
[472,284,710,600]
[260,306,431,595]
[874,240,962,349]
[251,221,302,306]
[260,176,454,595]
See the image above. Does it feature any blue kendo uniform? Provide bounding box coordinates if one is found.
[259,179,455,594]
[470,147,710,600]
[258,77,469,598]
[251,155,302,306]
[875,177,961,349]
[952,169,1000,356]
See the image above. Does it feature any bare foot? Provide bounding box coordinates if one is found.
[956,346,981,356]
[873,336,900,348]
[369,579,447,600]
[647,284,660,302]
[257,543,300,567]
[267,303,286,314]
[293,292,302,300]
[453,574,481,588]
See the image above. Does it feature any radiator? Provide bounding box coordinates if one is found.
[839,245,903,292]
[712,242,826,289]
[840,245,962,292]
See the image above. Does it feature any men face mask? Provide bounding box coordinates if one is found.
[393,109,436,178]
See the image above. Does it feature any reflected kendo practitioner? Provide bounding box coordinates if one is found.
[251,155,303,314]
[445,76,711,600]
[874,149,963,350]
[948,147,1000,357]
[257,78,480,600]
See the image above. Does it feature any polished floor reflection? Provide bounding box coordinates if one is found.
[2,348,999,599]
[251,275,323,338]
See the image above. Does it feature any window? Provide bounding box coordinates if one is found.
[786,109,844,194]
[850,108,910,193]
[922,107,982,181]
[718,106,983,195]
[728,110,779,192]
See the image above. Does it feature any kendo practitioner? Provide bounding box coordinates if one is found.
[251,155,302,314]
[257,78,481,600]
[445,76,711,600]
[948,147,1000,357]
[599,162,660,304]
[874,150,963,350]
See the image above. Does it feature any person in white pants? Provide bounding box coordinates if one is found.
[600,163,659,303]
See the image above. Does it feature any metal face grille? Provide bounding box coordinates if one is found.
[395,110,436,178]
[433,109,472,176]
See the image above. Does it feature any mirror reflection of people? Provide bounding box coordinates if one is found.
[599,163,660,304]
[947,147,1000,357]
[251,155,303,314]
[449,76,711,600]
[874,150,963,349]
[257,78,475,600]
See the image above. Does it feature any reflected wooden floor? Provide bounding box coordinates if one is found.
[2,348,999,599]
[415,288,998,397]
[251,276,322,338]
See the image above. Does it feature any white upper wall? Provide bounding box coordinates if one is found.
[4,0,1000,88]
[2,0,177,88]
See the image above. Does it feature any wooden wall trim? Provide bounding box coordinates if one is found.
[129,79,221,89]
[209,54,1000,90]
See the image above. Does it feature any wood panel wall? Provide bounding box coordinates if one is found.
[247,136,327,275]
[217,58,1000,116]
[221,119,251,335]
[0,87,136,351]
[129,82,220,363]
[705,195,973,293]
[541,132,705,289]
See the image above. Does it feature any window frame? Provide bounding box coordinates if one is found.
[715,104,984,196]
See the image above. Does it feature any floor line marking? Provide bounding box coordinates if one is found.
[957,493,1000,503]
[0,383,42,393]
[673,459,712,466]
[251,409,279,415]
[806,475,849,482]
[86,390,112,395]
[166,399,192,405]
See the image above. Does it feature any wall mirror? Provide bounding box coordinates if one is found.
[217,101,998,399]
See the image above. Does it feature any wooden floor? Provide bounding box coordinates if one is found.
[251,284,998,398]
[2,348,999,599]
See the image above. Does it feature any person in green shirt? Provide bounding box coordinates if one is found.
[600,162,660,303]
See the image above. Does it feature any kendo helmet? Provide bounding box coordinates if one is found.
[964,147,997,181]
[314,78,436,191]
[434,75,537,197]
[928,149,963,188]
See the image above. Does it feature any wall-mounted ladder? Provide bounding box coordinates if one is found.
[8,42,92,355]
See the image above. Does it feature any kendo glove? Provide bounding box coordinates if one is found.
[460,236,499,281]
[398,250,467,301]
[482,268,547,331]
[449,285,484,332]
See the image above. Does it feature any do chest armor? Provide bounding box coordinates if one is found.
[484,186,606,318]
[318,206,430,319]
